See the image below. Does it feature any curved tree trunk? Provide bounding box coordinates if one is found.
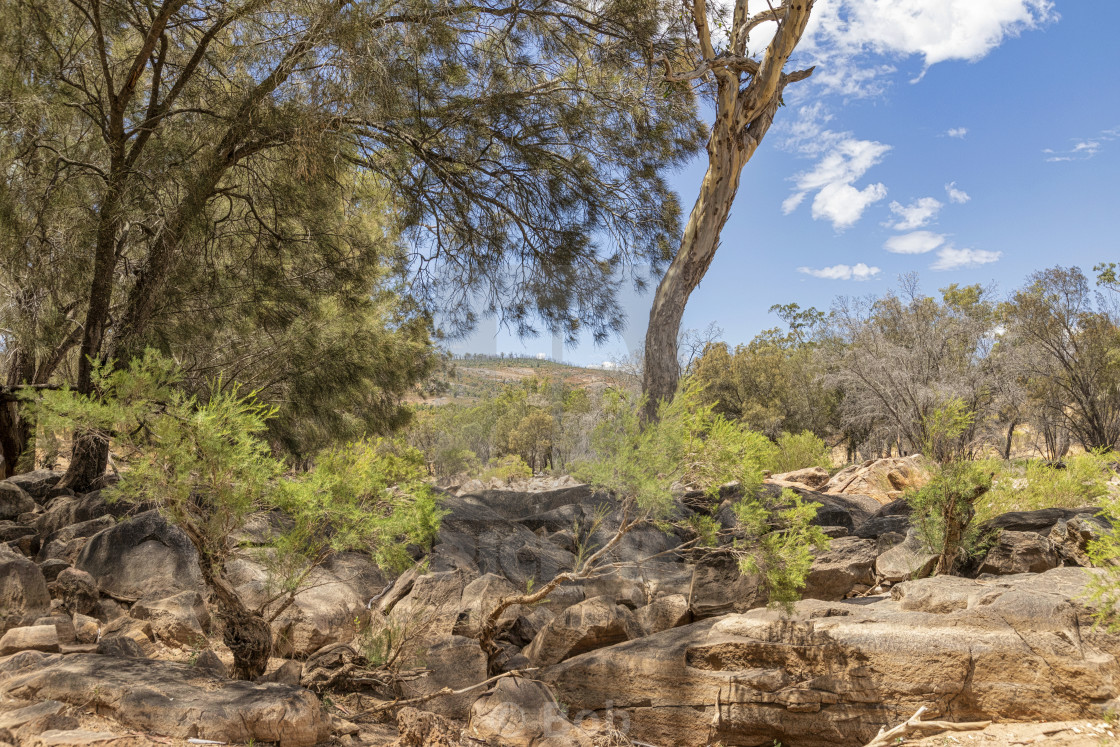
[640,0,814,422]
[180,519,272,680]
[642,131,746,422]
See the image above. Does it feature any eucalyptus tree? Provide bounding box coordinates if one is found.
[1003,266,1120,452]
[0,0,704,484]
[825,280,1006,461]
[641,0,816,421]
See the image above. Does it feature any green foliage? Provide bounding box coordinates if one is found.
[479,455,534,484]
[30,352,442,591]
[408,375,597,479]
[906,461,993,574]
[280,439,444,575]
[1003,266,1120,451]
[689,306,837,441]
[1087,493,1120,630]
[921,399,977,464]
[735,488,829,606]
[769,431,832,473]
[978,451,1117,524]
[576,382,828,604]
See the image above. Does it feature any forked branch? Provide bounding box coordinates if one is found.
[863,706,991,747]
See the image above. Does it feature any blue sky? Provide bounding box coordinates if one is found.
[459,0,1119,365]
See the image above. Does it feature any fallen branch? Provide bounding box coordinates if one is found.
[353,667,540,720]
[863,706,991,747]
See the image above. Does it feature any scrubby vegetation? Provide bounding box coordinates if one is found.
[26,352,442,678]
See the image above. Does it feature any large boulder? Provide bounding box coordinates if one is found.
[768,466,831,491]
[400,635,488,719]
[75,510,204,601]
[980,506,1105,536]
[975,530,1061,576]
[853,498,912,539]
[0,700,78,740]
[824,455,932,504]
[130,590,211,648]
[0,545,50,634]
[632,594,691,637]
[5,470,62,503]
[1050,516,1112,567]
[0,624,60,655]
[430,495,576,591]
[37,515,116,563]
[0,483,35,520]
[686,552,766,619]
[467,676,593,746]
[751,485,879,533]
[803,536,877,601]
[35,492,121,538]
[524,596,641,667]
[874,528,938,582]
[48,568,99,616]
[0,653,329,746]
[544,568,1120,747]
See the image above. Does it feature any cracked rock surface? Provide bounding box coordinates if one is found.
[544,567,1120,747]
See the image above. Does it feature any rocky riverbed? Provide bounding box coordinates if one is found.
[1,458,1118,746]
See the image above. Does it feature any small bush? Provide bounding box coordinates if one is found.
[1088,496,1120,630]
[906,461,993,575]
[575,382,828,605]
[769,431,831,473]
[480,454,533,484]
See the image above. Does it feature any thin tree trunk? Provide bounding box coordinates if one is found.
[1002,419,1017,460]
[1,352,31,476]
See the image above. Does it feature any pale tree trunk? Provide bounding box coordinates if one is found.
[642,127,748,422]
[641,0,815,421]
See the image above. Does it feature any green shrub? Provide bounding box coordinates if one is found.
[906,461,994,575]
[769,431,831,473]
[575,382,828,605]
[1088,496,1120,630]
[28,351,443,677]
[480,454,533,484]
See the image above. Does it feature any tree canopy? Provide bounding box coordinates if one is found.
[0,0,706,478]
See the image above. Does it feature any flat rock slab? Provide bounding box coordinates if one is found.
[0,653,328,747]
[0,625,60,655]
[31,730,122,747]
[545,567,1120,747]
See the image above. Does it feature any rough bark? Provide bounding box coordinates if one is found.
[180,518,272,680]
[641,0,815,422]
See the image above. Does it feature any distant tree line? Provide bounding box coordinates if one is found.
[689,265,1120,462]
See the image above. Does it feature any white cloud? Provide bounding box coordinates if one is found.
[885,197,942,230]
[884,230,946,254]
[798,263,882,281]
[812,182,889,229]
[946,127,968,139]
[800,0,1056,95]
[945,182,971,203]
[931,247,1001,270]
[1044,126,1120,162]
[784,137,891,229]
